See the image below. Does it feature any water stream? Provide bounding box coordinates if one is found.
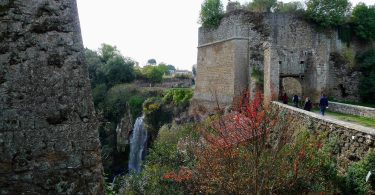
[128,116,148,173]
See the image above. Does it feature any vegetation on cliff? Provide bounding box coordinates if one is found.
[358,49,375,104]
[115,91,375,194]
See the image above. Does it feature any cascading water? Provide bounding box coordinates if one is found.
[128,116,148,173]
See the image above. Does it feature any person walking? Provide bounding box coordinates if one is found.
[282,93,288,104]
[319,94,329,116]
[293,94,299,107]
[303,97,312,111]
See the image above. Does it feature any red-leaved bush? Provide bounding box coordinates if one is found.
[190,91,337,194]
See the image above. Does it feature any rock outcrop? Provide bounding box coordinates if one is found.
[0,0,104,193]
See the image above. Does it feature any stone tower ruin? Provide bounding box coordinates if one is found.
[0,0,104,193]
[192,4,367,111]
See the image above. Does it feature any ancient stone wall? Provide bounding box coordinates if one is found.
[0,0,104,193]
[264,13,343,102]
[272,101,375,171]
[329,102,375,119]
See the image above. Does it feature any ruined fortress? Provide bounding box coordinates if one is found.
[193,2,369,109]
[0,0,104,193]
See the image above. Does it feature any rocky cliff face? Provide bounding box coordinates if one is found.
[0,0,104,193]
[116,108,133,153]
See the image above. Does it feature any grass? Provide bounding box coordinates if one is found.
[311,108,375,128]
[325,110,375,128]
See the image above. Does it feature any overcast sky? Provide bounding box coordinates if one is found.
[77,0,373,70]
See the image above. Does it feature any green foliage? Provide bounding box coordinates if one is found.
[99,43,121,63]
[338,25,354,46]
[86,44,135,88]
[103,55,135,87]
[305,0,351,28]
[199,0,224,28]
[103,84,135,123]
[147,58,157,65]
[246,0,277,12]
[143,97,173,138]
[121,124,197,194]
[274,1,304,13]
[162,88,193,108]
[92,83,107,107]
[358,49,375,103]
[341,46,356,69]
[142,65,164,84]
[128,96,145,119]
[352,3,375,41]
[251,67,264,89]
[167,64,176,71]
[341,151,375,194]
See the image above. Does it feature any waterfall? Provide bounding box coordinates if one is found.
[128,116,148,173]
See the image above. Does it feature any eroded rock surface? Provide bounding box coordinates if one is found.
[0,0,104,194]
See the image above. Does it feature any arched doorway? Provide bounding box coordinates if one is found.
[281,77,303,97]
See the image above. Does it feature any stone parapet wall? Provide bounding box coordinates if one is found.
[329,102,375,119]
[271,101,375,170]
[0,0,104,194]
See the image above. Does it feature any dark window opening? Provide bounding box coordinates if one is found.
[279,61,282,65]
[300,61,304,64]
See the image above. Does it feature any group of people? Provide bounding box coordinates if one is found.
[281,93,329,116]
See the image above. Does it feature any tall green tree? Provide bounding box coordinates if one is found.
[305,0,351,28]
[199,0,224,28]
[351,3,375,41]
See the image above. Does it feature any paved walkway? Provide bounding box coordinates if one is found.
[275,102,375,135]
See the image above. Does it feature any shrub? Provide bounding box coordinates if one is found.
[305,0,351,28]
[358,49,375,103]
[341,151,375,194]
[199,0,224,28]
[162,88,193,108]
[351,3,375,41]
[120,124,197,194]
[192,92,337,194]
[128,96,145,119]
[274,1,304,14]
[143,97,172,139]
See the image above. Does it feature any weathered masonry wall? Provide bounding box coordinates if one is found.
[329,102,375,119]
[193,12,251,110]
[0,0,104,194]
[272,102,375,170]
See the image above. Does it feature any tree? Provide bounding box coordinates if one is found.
[142,65,164,84]
[103,55,135,87]
[358,49,375,103]
[99,43,121,63]
[167,64,176,71]
[305,0,351,28]
[274,1,304,13]
[147,59,157,65]
[351,3,375,41]
[85,48,105,87]
[199,0,224,28]
[247,0,277,12]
